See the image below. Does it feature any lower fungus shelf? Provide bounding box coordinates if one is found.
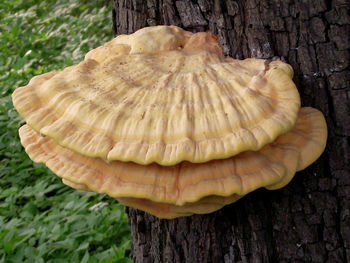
[18,107,327,219]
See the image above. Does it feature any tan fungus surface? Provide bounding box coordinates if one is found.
[62,177,242,219]
[13,25,300,165]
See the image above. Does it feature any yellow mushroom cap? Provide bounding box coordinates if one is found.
[61,178,242,219]
[19,107,327,218]
[61,179,232,219]
[13,25,300,165]
[117,195,242,219]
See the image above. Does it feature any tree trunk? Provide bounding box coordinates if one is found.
[112,0,350,262]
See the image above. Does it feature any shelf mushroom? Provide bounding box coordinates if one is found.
[12,26,327,219]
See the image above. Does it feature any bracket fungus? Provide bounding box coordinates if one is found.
[13,26,327,219]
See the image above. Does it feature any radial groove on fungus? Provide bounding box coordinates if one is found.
[19,107,327,217]
[12,25,300,165]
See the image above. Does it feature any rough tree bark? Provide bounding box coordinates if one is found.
[112,1,350,262]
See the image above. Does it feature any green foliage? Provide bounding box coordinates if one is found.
[0,0,131,261]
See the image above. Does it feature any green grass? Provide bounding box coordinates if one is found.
[0,1,131,262]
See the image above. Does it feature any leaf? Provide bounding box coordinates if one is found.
[81,251,90,263]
